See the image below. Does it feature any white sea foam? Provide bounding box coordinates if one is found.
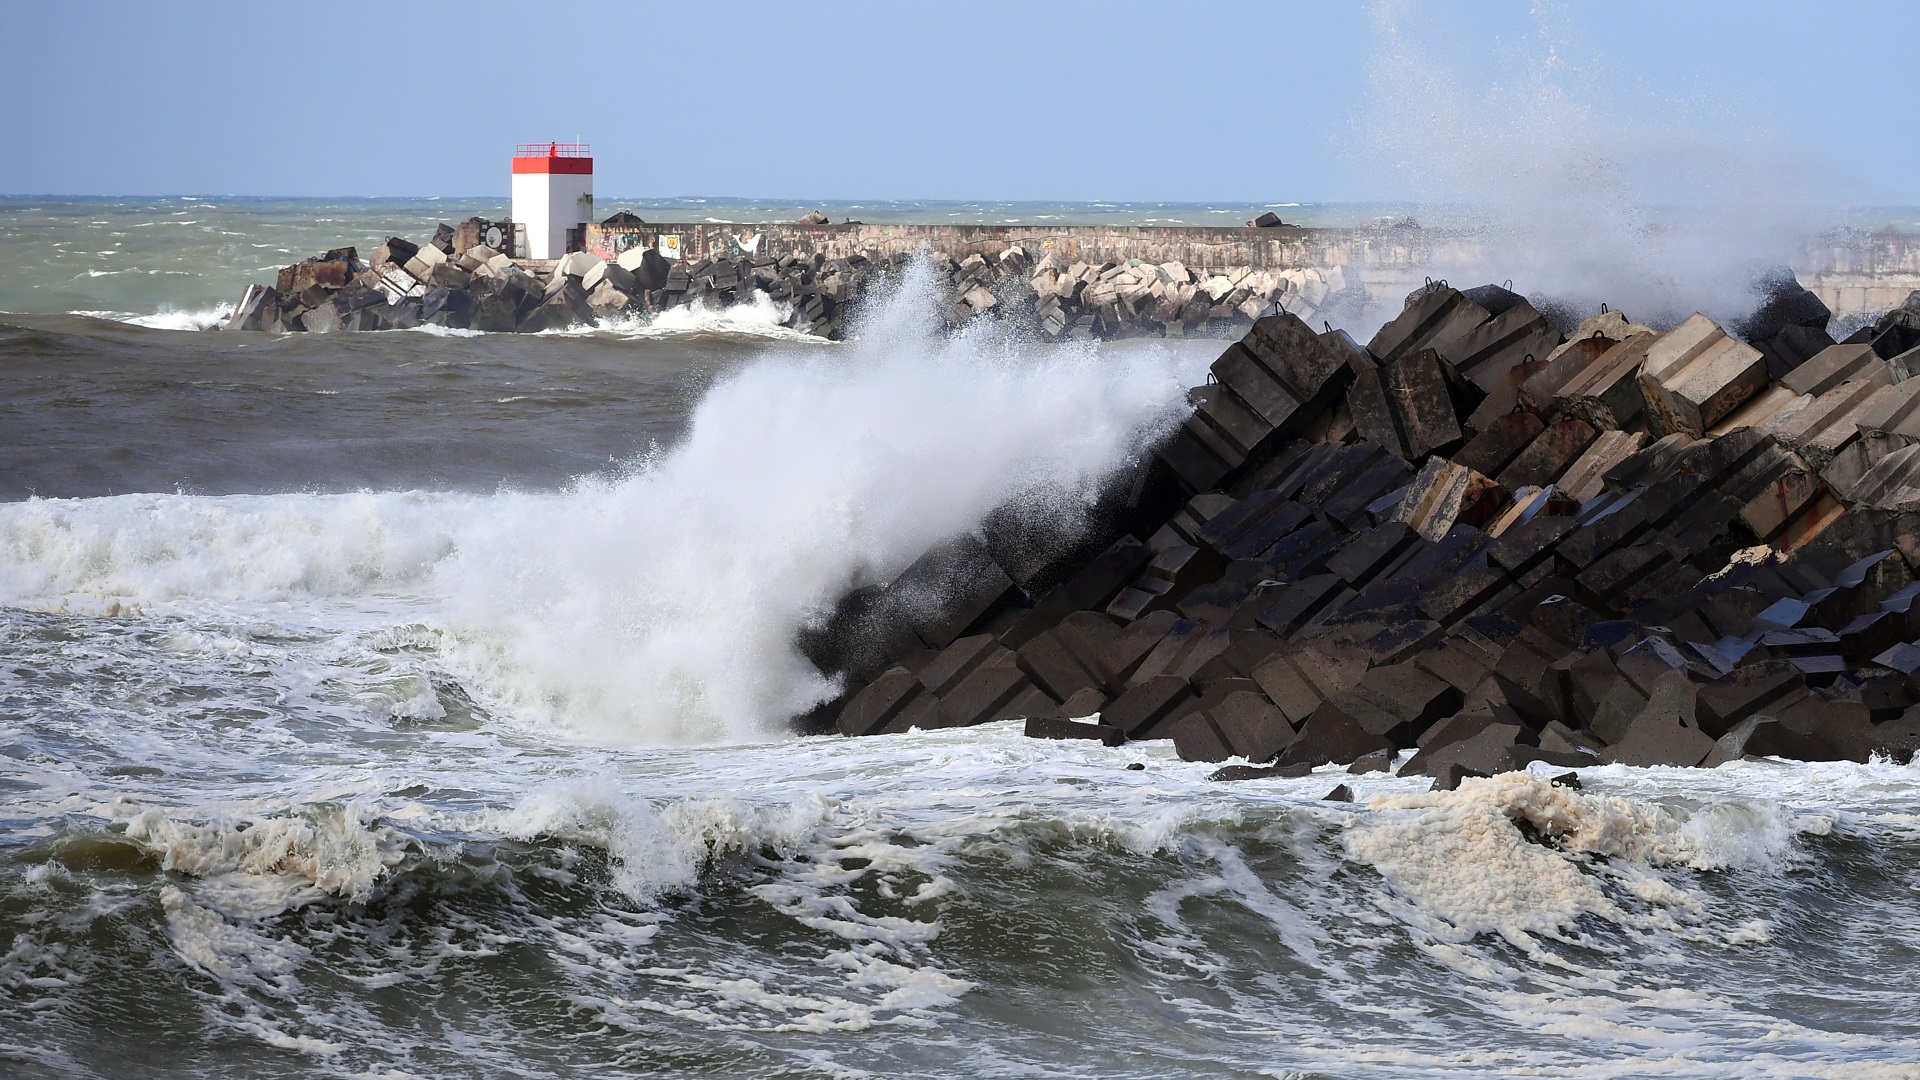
[123,304,235,331]
[119,802,407,907]
[1346,773,1792,946]
[617,288,808,339]
[0,490,463,605]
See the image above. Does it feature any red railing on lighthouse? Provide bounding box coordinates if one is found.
[512,143,592,174]
[514,143,592,158]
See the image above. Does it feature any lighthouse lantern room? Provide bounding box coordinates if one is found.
[511,143,593,261]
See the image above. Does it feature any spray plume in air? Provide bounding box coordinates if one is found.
[1358,0,1819,328]
[436,259,1205,744]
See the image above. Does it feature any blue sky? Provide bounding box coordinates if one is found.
[0,0,1908,204]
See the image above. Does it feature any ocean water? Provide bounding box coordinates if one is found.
[4,200,1920,1079]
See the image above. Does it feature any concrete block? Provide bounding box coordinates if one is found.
[1737,467,1841,548]
[1319,456,1415,529]
[1782,342,1889,396]
[1436,300,1560,393]
[1154,423,1237,493]
[373,265,426,303]
[1889,342,1920,383]
[1326,522,1421,588]
[428,263,471,290]
[1468,354,1552,433]
[1495,418,1600,491]
[554,251,603,279]
[517,279,597,333]
[1368,287,1490,366]
[1275,701,1395,767]
[1206,690,1295,762]
[1601,671,1715,766]
[1102,674,1198,739]
[1555,430,1651,504]
[1759,379,1879,470]
[1556,332,1657,431]
[914,634,1002,697]
[1016,630,1107,703]
[1519,334,1618,413]
[1455,410,1545,478]
[1854,379,1920,443]
[1392,458,1508,542]
[1638,313,1768,435]
[1023,715,1124,744]
[372,236,418,269]
[1003,537,1153,647]
[1209,499,1314,563]
[1247,648,1333,725]
[837,667,930,736]
[1171,713,1236,762]
[1093,610,1182,687]
[1253,574,1350,637]
[1410,721,1524,780]
[1844,444,1920,512]
[223,283,281,332]
[1348,347,1468,460]
[582,259,637,294]
[935,658,1044,729]
[1188,381,1275,460]
[586,282,633,315]
[1235,312,1353,419]
[1707,385,1806,437]
[1352,662,1462,743]
[1759,324,1837,381]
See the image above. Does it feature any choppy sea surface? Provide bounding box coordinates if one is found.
[3,199,1920,1078]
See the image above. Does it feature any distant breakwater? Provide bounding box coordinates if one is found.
[218,217,1920,339]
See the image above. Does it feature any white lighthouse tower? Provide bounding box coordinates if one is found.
[511,142,593,260]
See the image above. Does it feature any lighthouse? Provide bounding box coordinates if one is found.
[511,142,593,260]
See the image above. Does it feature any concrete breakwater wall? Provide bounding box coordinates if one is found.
[600,221,1920,324]
[223,223,1363,339]
[221,220,1920,338]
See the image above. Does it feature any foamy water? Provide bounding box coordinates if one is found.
[6,265,1920,1077]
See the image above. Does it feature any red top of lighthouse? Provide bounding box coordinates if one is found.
[512,143,592,175]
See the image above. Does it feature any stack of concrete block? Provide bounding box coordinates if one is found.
[807,278,1920,781]
[223,213,1368,342]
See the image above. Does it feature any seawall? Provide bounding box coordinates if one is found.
[589,221,1920,325]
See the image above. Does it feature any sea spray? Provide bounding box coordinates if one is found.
[432,258,1202,742]
[1358,0,1817,328]
[0,260,1205,742]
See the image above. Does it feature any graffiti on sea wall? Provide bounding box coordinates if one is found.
[585,223,759,261]
[584,222,771,263]
[585,224,649,261]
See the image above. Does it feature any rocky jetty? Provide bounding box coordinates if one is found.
[221,217,1346,340]
[802,279,1920,784]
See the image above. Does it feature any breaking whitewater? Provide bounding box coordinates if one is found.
[4,260,1920,1079]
